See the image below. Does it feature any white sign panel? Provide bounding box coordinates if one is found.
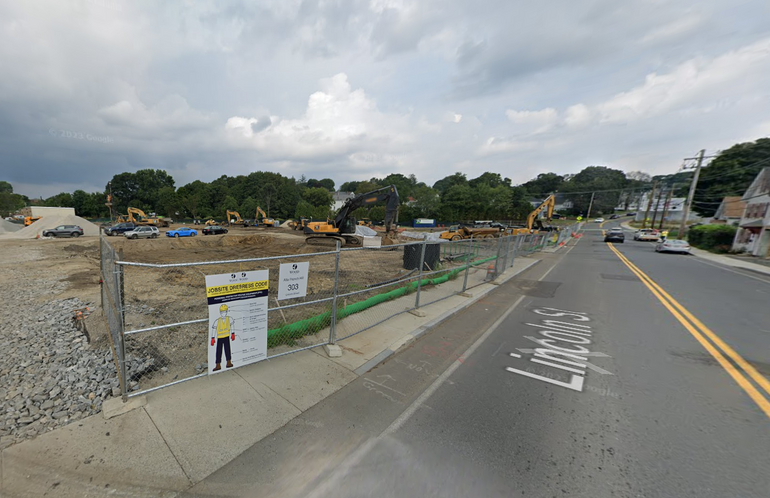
[277,262,309,300]
[205,270,269,375]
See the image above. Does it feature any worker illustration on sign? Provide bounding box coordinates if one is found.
[210,304,236,371]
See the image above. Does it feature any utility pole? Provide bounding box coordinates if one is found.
[642,181,657,229]
[677,149,706,239]
[659,187,674,230]
[651,188,663,227]
[585,192,596,220]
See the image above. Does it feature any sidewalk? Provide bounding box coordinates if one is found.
[0,255,544,497]
[688,247,770,276]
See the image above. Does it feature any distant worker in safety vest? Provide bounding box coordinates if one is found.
[210,304,236,371]
[660,230,669,241]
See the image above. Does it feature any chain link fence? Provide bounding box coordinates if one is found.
[99,230,559,399]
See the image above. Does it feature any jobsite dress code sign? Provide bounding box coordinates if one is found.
[277,262,309,300]
[205,270,268,375]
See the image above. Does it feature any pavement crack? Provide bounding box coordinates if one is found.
[141,406,194,486]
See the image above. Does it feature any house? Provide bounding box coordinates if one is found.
[712,196,746,225]
[732,167,770,257]
[634,193,702,224]
[332,191,355,211]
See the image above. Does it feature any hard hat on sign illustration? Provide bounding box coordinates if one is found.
[220,304,228,312]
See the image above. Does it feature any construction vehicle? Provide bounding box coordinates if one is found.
[288,217,309,231]
[205,218,219,226]
[127,207,170,227]
[526,194,556,233]
[255,207,279,227]
[439,225,501,241]
[225,210,249,227]
[304,185,399,246]
[24,216,41,226]
[357,219,374,228]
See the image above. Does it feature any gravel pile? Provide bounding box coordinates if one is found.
[0,292,123,449]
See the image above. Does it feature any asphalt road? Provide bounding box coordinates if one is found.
[184,225,770,498]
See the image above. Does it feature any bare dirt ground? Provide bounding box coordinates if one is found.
[0,226,465,403]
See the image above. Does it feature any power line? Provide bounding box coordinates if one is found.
[695,156,770,182]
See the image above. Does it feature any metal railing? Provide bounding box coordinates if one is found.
[99,230,565,399]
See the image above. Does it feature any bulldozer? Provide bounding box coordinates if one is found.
[226,210,249,227]
[304,185,399,246]
[204,218,219,226]
[24,216,41,226]
[255,207,279,227]
[127,207,170,227]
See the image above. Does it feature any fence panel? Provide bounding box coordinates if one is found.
[99,236,125,395]
[119,250,339,395]
[332,241,425,341]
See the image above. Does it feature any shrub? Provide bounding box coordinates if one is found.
[687,224,738,252]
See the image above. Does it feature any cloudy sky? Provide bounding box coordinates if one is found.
[2,0,770,198]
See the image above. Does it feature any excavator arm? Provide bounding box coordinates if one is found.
[334,185,400,234]
[527,194,555,230]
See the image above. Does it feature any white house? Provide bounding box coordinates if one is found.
[732,168,770,257]
[634,192,702,224]
[332,191,355,211]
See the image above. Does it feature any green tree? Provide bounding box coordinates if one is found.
[302,187,333,208]
[0,181,13,194]
[693,138,770,217]
[520,173,564,195]
[432,173,467,195]
[0,192,26,217]
[339,181,360,192]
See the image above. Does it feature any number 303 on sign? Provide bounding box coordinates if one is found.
[277,262,309,300]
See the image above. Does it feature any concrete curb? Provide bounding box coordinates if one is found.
[351,258,541,376]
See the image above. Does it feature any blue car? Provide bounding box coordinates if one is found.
[166,227,198,238]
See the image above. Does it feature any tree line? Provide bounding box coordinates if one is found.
[2,137,767,221]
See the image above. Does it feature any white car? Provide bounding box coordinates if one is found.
[655,239,691,254]
[594,217,605,223]
[634,229,660,241]
[124,226,160,239]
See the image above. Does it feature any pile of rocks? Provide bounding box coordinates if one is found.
[0,296,120,449]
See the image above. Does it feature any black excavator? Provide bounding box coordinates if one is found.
[304,185,400,246]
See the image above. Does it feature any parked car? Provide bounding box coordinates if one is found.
[609,214,621,219]
[594,217,605,223]
[604,228,625,243]
[104,222,136,236]
[202,225,228,235]
[42,225,84,238]
[166,227,197,237]
[626,212,636,217]
[634,228,660,241]
[655,239,691,254]
[124,226,159,239]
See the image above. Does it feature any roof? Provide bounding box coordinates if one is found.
[742,167,770,200]
[714,196,746,219]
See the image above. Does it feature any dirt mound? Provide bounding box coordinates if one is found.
[220,234,275,247]
[0,219,22,233]
[5,214,100,238]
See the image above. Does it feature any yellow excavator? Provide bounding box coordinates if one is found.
[255,207,279,227]
[288,217,309,231]
[127,207,170,227]
[204,218,219,226]
[226,210,249,227]
[525,194,556,233]
[304,185,399,246]
[24,216,41,226]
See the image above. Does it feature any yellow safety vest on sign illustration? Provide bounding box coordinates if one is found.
[215,317,233,338]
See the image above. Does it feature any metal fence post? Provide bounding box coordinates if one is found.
[116,249,128,402]
[494,236,504,278]
[461,237,472,292]
[415,238,427,309]
[329,240,341,344]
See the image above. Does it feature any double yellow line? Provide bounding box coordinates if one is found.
[607,243,770,420]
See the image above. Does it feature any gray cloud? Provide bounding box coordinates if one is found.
[1,0,769,199]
